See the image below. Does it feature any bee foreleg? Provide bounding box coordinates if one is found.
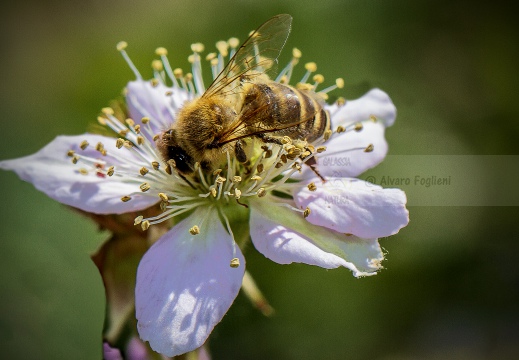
[235,140,248,163]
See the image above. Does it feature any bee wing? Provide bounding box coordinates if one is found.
[202,14,292,98]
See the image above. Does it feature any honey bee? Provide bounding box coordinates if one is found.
[158,14,330,175]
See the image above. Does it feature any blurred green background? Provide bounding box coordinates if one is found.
[1,0,518,359]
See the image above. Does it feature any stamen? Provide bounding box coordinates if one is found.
[189,225,200,235]
[117,41,142,80]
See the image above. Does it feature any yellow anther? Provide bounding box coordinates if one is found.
[216,176,226,184]
[216,40,229,56]
[152,161,160,170]
[336,126,346,133]
[141,220,150,231]
[137,136,145,145]
[150,78,159,87]
[213,169,222,176]
[336,97,346,106]
[155,47,168,56]
[232,176,242,183]
[292,163,302,171]
[210,188,217,197]
[173,68,183,78]
[107,166,115,177]
[191,43,205,53]
[316,146,326,153]
[115,138,124,149]
[95,142,105,151]
[152,59,163,71]
[303,207,311,218]
[370,115,378,122]
[121,196,132,202]
[189,225,200,235]
[71,156,79,164]
[79,168,88,175]
[257,188,266,197]
[116,41,128,51]
[80,140,89,150]
[153,134,160,142]
[134,216,143,225]
[335,78,344,89]
[230,258,240,268]
[140,182,151,192]
[251,175,262,181]
[141,117,150,124]
[185,73,193,82]
[324,130,332,141]
[279,75,288,84]
[313,74,324,84]
[305,62,317,72]
[354,123,363,132]
[364,144,374,153]
[165,164,172,175]
[101,107,114,116]
[210,58,219,66]
[234,189,242,199]
[67,150,75,157]
[123,140,133,148]
[158,193,169,202]
[187,54,195,64]
[228,37,240,48]
[307,182,317,191]
[256,163,264,174]
[307,145,315,153]
[119,129,129,137]
[296,83,313,91]
[292,47,302,59]
[139,167,149,176]
[317,92,329,101]
[134,124,141,134]
[281,136,292,144]
[97,116,107,125]
[206,52,217,61]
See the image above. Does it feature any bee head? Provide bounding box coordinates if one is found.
[158,129,195,174]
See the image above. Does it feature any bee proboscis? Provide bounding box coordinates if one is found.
[158,14,331,175]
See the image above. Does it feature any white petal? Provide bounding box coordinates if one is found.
[326,88,396,127]
[307,120,388,178]
[135,209,244,357]
[126,80,189,135]
[250,199,383,277]
[0,134,158,214]
[294,178,409,238]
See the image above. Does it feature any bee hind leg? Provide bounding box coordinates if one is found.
[304,157,326,183]
[255,133,283,145]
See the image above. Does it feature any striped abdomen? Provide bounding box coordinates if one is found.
[239,81,330,143]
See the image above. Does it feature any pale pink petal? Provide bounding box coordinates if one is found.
[250,199,383,277]
[0,134,158,214]
[306,120,388,178]
[326,88,396,127]
[294,178,409,238]
[126,80,189,135]
[135,210,244,357]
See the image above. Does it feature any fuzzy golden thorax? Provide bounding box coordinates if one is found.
[159,97,237,174]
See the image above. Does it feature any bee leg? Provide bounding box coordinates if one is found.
[255,133,283,145]
[235,140,248,163]
[305,157,326,183]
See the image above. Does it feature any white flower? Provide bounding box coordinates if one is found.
[0,38,408,357]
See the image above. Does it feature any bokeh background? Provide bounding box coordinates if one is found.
[1,0,518,359]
